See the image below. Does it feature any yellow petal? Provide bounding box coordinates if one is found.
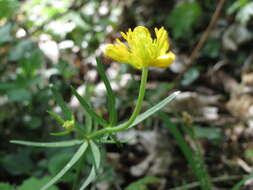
[152,52,176,68]
[154,27,169,55]
[103,26,175,69]
[103,44,130,63]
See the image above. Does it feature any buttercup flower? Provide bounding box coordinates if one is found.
[103,26,176,69]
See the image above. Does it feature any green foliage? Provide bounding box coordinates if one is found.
[96,57,117,126]
[41,142,88,190]
[10,87,179,189]
[10,57,179,189]
[23,0,70,26]
[235,2,253,24]
[160,112,213,190]
[48,150,77,182]
[0,182,14,190]
[71,86,108,128]
[23,116,42,129]
[9,40,34,61]
[228,0,253,24]
[231,172,253,190]
[245,149,253,159]
[11,139,83,147]
[0,178,59,190]
[166,2,202,39]
[1,149,34,176]
[89,140,101,170]
[126,91,180,129]
[47,111,65,125]
[17,177,58,190]
[7,88,32,102]
[19,49,45,78]
[181,68,200,86]
[51,87,73,121]
[2,0,250,189]
[125,176,159,190]
[227,0,250,14]
[56,61,77,80]
[194,126,222,141]
[202,38,221,58]
[0,37,45,105]
[79,166,96,190]
[0,23,13,45]
[0,0,19,19]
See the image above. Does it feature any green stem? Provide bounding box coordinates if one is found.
[88,67,148,139]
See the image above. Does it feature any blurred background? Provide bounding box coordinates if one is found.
[1,0,253,189]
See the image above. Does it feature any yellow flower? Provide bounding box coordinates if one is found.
[103,26,176,69]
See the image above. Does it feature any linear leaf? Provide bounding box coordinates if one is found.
[89,140,101,170]
[128,91,180,128]
[50,129,72,136]
[125,176,159,190]
[96,138,134,144]
[10,140,83,148]
[79,166,96,190]
[232,172,253,190]
[47,111,64,124]
[51,87,72,120]
[41,141,88,190]
[96,57,117,126]
[71,86,108,127]
[159,113,198,172]
[159,112,212,190]
[181,124,213,189]
[113,91,180,130]
[83,84,92,133]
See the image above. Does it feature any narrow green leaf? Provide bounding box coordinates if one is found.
[51,87,72,120]
[75,122,87,134]
[96,57,117,126]
[180,124,212,189]
[159,112,197,169]
[71,86,108,127]
[84,111,92,133]
[79,166,96,190]
[83,84,92,133]
[89,140,101,170]
[96,138,134,144]
[41,141,88,190]
[125,176,159,190]
[88,91,180,139]
[129,91,180,128]
[114,91,180,130]
[159,112,212,190]
[50,129,72,136]
[10,140,83,148]
[232,172,253,190]
[47,111,64,125]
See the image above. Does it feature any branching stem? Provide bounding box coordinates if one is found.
[88,67,148,139]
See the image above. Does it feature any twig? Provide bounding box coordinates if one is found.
[237,158,253,173]
[175,0,226,84]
